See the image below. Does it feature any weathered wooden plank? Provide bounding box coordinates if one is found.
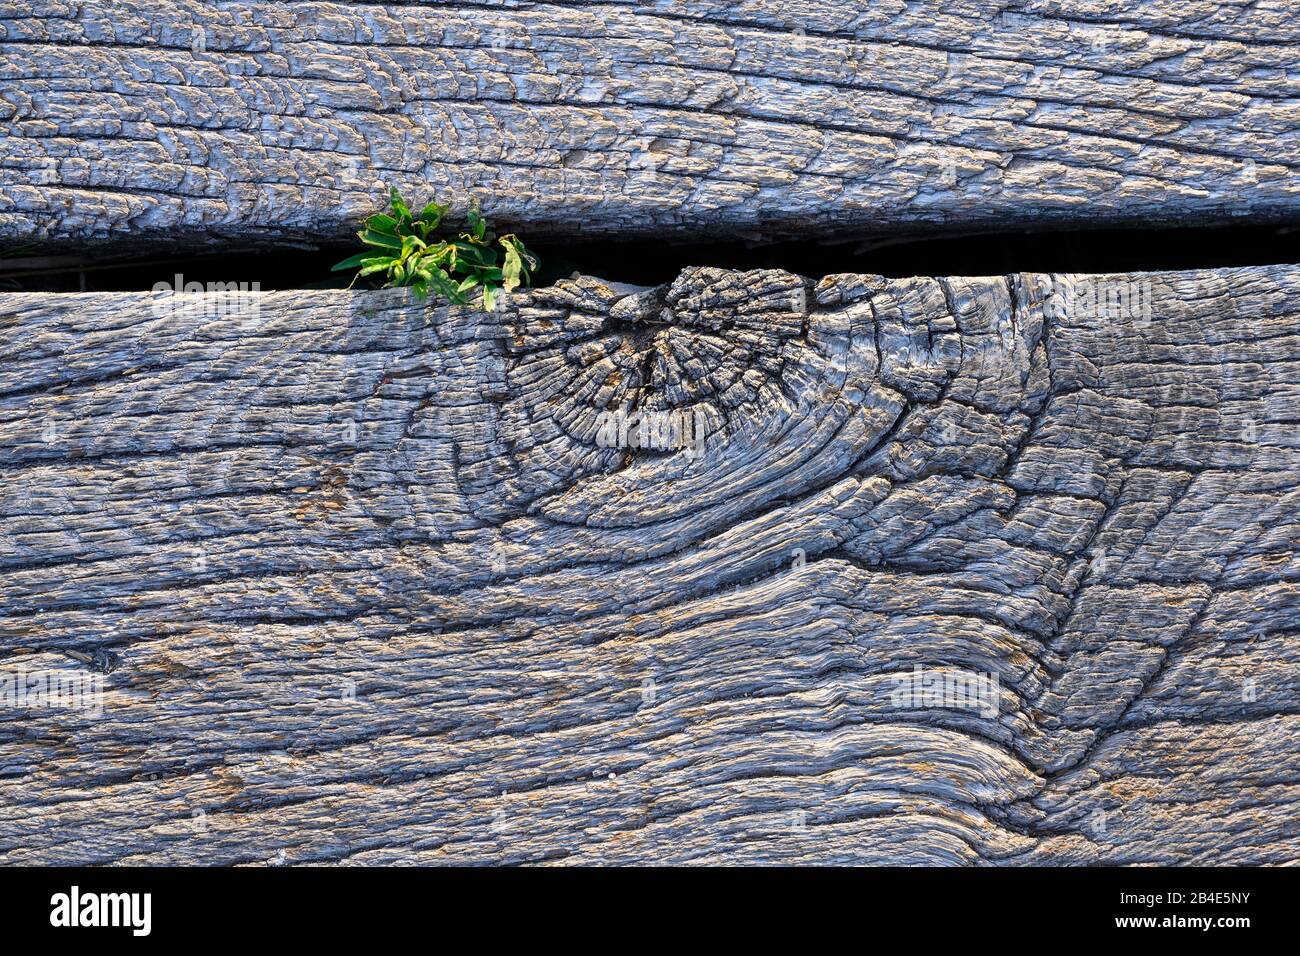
[2,0,1297,245]
[1,264,1297,864]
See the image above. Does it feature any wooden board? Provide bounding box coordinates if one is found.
[2,264,1297,864]
[2,0,1298,245]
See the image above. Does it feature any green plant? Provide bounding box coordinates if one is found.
[332,188,538,309]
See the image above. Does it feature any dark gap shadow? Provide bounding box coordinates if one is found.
[2,222,1298,293]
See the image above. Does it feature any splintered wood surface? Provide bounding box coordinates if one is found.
[2,0,1298,245]
[1,265,1297,864]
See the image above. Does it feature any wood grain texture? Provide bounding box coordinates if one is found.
[1,264,1297,864]
[2,0,1298,245]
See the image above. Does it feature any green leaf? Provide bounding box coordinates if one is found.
[500,235,537,287]
[366,213,399,236]
[357,259,394,277]
[338,189,535,307]
[501,241,522,292]
[361,228,403,251]
[452,241,487,269]
[389,187,411,221]
[331,251,373,272]
[467,201,487,241]
[419,201,446,228]
[427,266,465,304]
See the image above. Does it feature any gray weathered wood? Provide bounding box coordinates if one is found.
[2,0,1298,245]
[1,264,1297,864]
